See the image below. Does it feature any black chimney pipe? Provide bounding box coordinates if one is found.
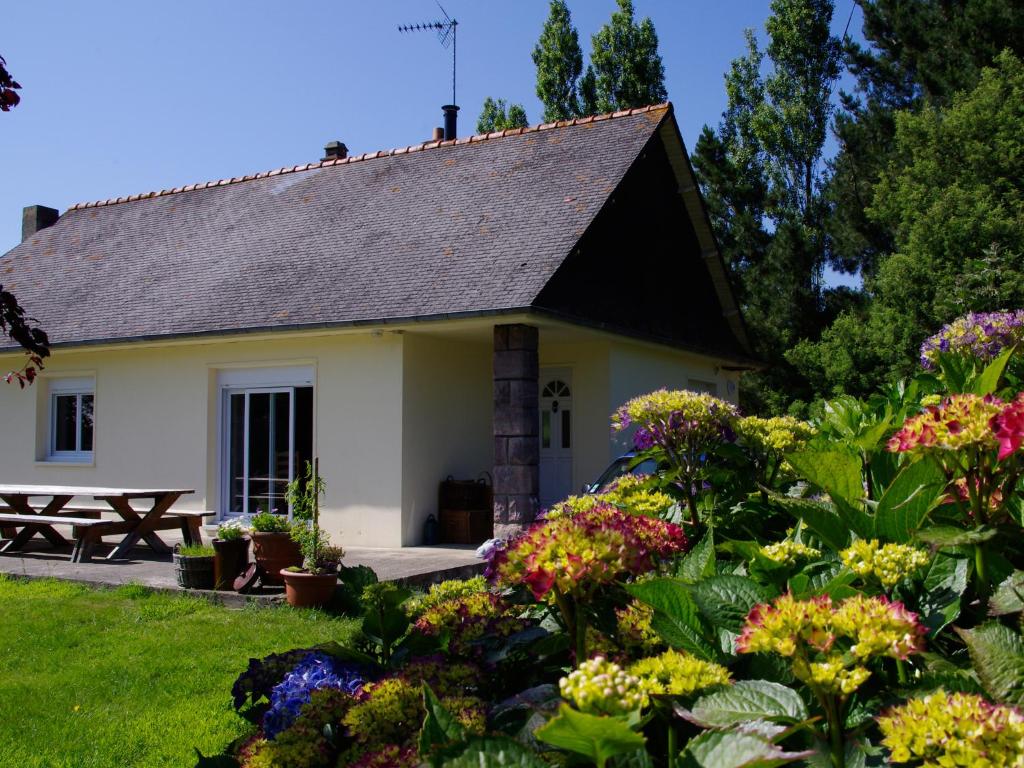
[442,104,459,140]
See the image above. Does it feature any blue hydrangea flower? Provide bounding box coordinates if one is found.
[262,652,368,739]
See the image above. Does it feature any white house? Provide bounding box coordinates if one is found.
[0,103,754,547]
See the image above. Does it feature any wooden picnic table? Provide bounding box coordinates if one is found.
[0,485,198,562]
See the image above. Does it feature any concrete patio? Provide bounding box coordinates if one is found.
[0,529,484,603]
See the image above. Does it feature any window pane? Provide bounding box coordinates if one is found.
[80,395,94,451]
[229,394,246,513]
[269,392,291,509]
[561,409,571,449]
[294,387,314,486]
[248,393,271,514]
[541,411,551,449]
[54,395,78,452]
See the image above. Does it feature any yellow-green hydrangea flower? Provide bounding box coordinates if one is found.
[878,690,1024,766]
[601,474,676,518]
[840,539,930,589]
[760,540,821,566]
[802,656,872,695]
[405,576,487,617]
[735,415,816,455]
[737,593,925,696]
[628,649,731,697]
[616,601,662,653]
[559,655,649,715]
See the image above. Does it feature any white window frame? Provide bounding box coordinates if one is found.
[48,377,95,462]
[216,366,315,521]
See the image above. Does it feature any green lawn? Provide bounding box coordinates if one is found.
[0,575,359,768]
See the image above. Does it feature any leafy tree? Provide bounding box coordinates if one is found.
[583,0,666,115]
[1,53,49,387]
[792,51,1024,396]
[531,0,666,121]
[691,0,841,413]
[475,97,528,134]
[0,54,20,111]
[532,0,584,122]
[826,0,1024,278]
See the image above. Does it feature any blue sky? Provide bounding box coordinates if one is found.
[2,0,862,284]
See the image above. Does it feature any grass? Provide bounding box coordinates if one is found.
[0,575,359,768]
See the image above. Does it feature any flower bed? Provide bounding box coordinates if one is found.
[217,309,1024,768]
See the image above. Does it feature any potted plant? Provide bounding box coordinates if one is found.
[280,460,342,608]
[172,543,216,589]
[212,518,250,591]
[250,506,301,587]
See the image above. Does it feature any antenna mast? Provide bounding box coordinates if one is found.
[398,3,458,106]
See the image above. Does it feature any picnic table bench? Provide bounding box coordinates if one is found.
[0,485,210,563]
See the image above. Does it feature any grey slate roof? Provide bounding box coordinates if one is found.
[1,104,745,355]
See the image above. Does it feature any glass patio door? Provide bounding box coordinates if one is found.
[224,386,313,517]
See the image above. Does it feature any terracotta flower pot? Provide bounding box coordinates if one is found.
[213,536,250,591]
[280,569,338,608]
[251,531,301,586]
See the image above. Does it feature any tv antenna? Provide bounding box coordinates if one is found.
[398,3,458,106]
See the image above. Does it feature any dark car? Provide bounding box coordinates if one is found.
[583,453,660,494]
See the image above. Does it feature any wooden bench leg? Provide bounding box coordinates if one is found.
[71,528,101,563]
[180,517,203,547]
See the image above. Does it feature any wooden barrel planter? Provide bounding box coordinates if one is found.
[251,532,302,586]
[173,550,215,590]
[213,537,250,591]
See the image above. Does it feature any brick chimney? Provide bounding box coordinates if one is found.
[22,205,59,242]
[432,127,444,141]
[321,141,348,162]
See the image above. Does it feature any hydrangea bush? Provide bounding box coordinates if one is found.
[218,310,1024,768]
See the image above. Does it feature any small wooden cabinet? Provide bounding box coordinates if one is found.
[438,477,493,544]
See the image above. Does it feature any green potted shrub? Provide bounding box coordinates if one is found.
[280,460,342,608]
[212,518,250,591]
[249,506,301,587]
[172,543,216,589]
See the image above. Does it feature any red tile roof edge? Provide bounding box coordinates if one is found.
[67,103,671,211]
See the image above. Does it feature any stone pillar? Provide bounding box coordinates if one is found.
[493,324,539,539]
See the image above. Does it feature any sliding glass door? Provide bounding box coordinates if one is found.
[223,386,313,517]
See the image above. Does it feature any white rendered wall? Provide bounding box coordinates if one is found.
[400,333,493,546]
[0,331,405,547]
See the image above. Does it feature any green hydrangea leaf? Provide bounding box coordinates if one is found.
[690,576,771,635]
[627,578,719,661]
[678,530,717,583]
[956,622,1024,706]
[534,704,645,768]
[683,729,814,767]
[682,680,809,728]
[915,526,998,546]
[439,736,550,768]
[919,552,969,634]
[874,457,947,542]
[785,449,871,537]
[766,493,851,552]
[971,346,1014,396]
[989,571,1024,616]
[419,683,466,756]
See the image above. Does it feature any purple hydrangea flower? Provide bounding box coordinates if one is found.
[920,310,1024,370]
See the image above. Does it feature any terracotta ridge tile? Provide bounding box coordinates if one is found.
[66,102,672,210]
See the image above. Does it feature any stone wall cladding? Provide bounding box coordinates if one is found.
[493,324,539,534]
